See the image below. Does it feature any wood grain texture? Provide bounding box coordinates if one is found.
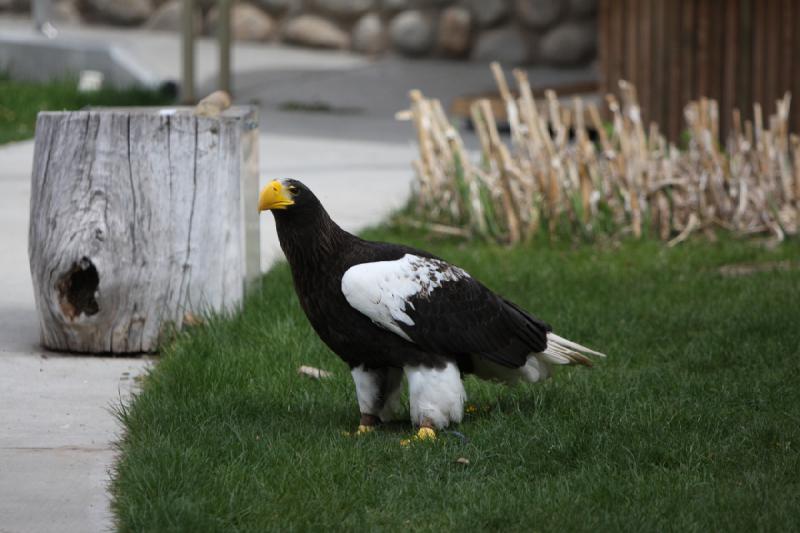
[737,0,753,121]
[680,0,695,121]
[636,0,653,126]
[600,0,800,142]
[666,1,682,142]
[625,0,639,93]
[722,0,738,140]
[794,0,800,132]
[28,107,259,353]
[752,0,765,112]
[598,0,611,96]
[652,0,666,132]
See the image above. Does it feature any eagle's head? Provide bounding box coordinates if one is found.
[258,179,318,215]
[257,179,339,260]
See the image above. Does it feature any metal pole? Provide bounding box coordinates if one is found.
[181,0,195,104]
[32,0,52,33]
[218,0,232,96]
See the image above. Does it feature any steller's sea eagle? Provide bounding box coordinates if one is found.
[259,179,605,441]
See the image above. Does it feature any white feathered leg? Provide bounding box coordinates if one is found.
[404,362,466,429]
[351,366,404,430]
[378,367,404,422]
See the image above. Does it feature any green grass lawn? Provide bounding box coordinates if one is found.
[0,76,172,144]
[111,228,800,532]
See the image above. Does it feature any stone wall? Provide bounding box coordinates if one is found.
[2,0,597,67]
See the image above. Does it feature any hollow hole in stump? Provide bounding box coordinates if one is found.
[57,257,100,320]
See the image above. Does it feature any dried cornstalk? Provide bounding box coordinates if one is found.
[403,63,799,244]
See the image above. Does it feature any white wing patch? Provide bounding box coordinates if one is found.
[341,254,470,342]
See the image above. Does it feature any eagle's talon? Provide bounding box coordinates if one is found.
[400,426,436,446]
[417,427,436,440]
[342,425,376,438]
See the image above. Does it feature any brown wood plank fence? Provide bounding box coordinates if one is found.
[599,0,800,142]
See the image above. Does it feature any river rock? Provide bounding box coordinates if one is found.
[283,14,350,49]
[207,3,275,41]
[51,0,81,24]
[437,6,471,57]
[0,0,30,12]
[313,0,374,19]
[418,0,454,6]
[461,0,506,28]
[254,0,297,15]
[472,25,528,64]
[539,21,596,65]
[570,0,597,17]
[515,0,562,29]
[381,0,408,11]
[85,0,153,25]
[146,0,202,33]
[389,9,435,56]
[352,13,385,54]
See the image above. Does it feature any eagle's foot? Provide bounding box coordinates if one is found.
[356,413,380,435]
[416,427,436,440]
[400,422,437,446]
[341,414,381,437]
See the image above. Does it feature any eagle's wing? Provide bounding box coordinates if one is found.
[340,253,551,368]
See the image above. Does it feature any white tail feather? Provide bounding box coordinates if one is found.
[541,332,606,367]
[547,333,606,357]
[539,350,571,365]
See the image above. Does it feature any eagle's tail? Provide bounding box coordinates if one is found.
[539,332,606,367]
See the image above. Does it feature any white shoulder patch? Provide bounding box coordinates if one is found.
[341,253,469,342]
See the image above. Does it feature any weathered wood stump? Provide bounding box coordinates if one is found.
[28,107,260,353]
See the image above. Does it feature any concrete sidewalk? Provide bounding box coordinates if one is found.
[0,19,595,533]
[0,139,156,533]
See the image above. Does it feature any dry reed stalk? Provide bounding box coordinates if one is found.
[403,65,799,245]
[478,98,522,243]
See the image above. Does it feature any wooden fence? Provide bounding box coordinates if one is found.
[599,0,800,142]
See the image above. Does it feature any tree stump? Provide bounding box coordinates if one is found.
[28,107,261,353]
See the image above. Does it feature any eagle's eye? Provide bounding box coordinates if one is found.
[288,185,298,194]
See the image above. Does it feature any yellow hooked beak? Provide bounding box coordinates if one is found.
[258,180,294,211]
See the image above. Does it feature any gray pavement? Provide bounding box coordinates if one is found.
[0,137,154,533]
[0,18,595,533]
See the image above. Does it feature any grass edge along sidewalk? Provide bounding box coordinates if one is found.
[111,226,800,532]
[0,76,172,145]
